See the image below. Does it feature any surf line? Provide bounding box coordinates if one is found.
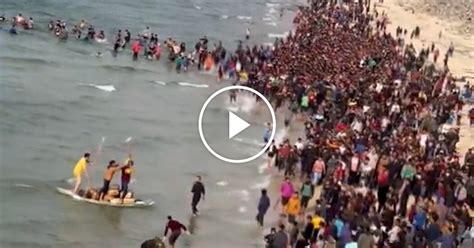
[79,83,116,92]
[178,82,209,88]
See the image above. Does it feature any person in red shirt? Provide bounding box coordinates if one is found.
[131,40,141,60]
[163,216,189,248]
[278,141,291,172]
[120,159,134,200]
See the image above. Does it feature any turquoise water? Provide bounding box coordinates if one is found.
[0,0,302,247]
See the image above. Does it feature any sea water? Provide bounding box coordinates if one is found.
[0,0,303,247]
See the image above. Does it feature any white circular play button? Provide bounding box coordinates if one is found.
[198,85,276,164]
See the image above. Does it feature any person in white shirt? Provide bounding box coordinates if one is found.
[388,219,401,244]
[294,138,304,151]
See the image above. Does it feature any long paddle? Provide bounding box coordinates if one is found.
[88,137,106,188]
[125,137,132,156]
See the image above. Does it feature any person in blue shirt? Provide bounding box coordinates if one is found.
[334,215,344,238]
[263,123,272,143]
[425,215,442,244]
[412,208,427,231]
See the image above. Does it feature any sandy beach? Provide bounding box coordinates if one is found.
[381,0,473,161]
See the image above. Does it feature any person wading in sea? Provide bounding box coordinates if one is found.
[229,87,237,103]
[190,176,205,216]
[163,216,190,248]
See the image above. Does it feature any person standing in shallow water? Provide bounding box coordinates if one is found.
[256,189,270,228]
[191,176,205,216]
[229,87,237,103]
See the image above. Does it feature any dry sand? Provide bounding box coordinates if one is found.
[380,0,474,158]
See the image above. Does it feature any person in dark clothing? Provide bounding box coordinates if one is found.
[191,176,205,216]
[264,227,277,248]
[163,216,189,248]
[398,182,410,217]
[256,189,271,227]
[294,237,309,248]
[425,214,442,244]
[303,215,314,241]
[272,224,289,248]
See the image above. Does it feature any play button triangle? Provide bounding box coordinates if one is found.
[228,111,250,139]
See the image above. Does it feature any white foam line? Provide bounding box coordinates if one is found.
[234,137,264,147]
[14,183,33,188]
[216,181,228,186]
[178,82,209,88]
[267,32,288,38]
[268,8,278,14]
[193,5,202,10]
[152,80,167,86]
[265,22,278,26]
[237,15,252,20]
[266,3,280,7]
[79,83,116,92]
[251,175,271,189]
[258,162,268,174]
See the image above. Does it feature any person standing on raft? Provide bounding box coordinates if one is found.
[98,160,122,201]
[120,157,134,200]
[72,153,91,194]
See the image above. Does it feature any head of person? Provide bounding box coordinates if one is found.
[108,160,117,168]
[127,160,134,166]
[84,153,90,162]
[196,175,201,182]
[167,215,173,221]
[270,227,276,234]
[279,224,285,231]
[261,189,267,196]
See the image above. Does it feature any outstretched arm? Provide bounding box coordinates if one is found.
[202,184,206,200]
[163,223,170,237]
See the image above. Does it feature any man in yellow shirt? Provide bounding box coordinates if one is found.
[72,153,90,194]
[312,213,325,233]
[285,192,301,223]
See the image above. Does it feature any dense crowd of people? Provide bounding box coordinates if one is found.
[253,1,473,248]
